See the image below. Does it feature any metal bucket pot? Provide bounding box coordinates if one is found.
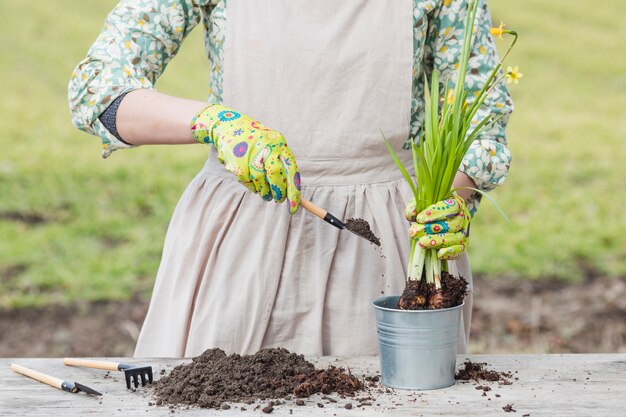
[372,295,463,390]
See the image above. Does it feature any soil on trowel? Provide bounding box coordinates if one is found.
[153,348,364,410]
[397,271,468,310]
[455,361,513,384]
[344,218,380,246]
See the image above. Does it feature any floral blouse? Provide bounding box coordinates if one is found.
[68,0,513,215]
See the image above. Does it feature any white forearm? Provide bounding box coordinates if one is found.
[116,89,208,146]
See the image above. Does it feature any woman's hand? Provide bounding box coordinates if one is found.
[191,104,301,213]
[405,194,471,260]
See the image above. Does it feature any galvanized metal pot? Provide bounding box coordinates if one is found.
[372,295,463,390]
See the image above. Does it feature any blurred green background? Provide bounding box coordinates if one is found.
[1,0,625,308]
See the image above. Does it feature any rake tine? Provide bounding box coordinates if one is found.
[119,364,153,389]
[64,358,153,389]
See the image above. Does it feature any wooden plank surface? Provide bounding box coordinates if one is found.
[1,354,625,416]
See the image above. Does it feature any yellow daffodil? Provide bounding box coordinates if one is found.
[446,90,455,105]
[505,66,523,84]
[490,21,506,39]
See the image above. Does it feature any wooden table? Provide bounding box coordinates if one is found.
[2,355,625,416]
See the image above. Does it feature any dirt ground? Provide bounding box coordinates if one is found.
[1,274,624,358]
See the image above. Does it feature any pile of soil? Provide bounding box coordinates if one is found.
[397,271,468,310]
[344,218,380,246]
[153,348,363,410]
[455,361,513,384]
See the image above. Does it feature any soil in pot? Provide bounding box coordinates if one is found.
[397,271,468,310]
[152,347,364,410]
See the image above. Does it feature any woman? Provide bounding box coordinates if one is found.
[69,0,512,357]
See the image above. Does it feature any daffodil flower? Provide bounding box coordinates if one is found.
[490,21,506,39]
[505,66,523,84]
[446,90,455,105]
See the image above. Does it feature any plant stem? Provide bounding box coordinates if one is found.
[407,240,417,282]
[408,244,426,282]
[431,250,442,290]
[500,32,518,63]
[424,249,434,284]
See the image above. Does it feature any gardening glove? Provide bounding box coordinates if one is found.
[191,104,301,214]
[405,194,471,260]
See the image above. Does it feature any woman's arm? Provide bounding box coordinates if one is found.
[452,172,477,202]
[68,0,214,158]
[426,0,514,215]
[115,89,207,146]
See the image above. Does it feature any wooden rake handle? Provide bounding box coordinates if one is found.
[11,364,64,390]
[64,358,120,371]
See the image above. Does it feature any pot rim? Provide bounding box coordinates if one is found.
[372,295,464,314]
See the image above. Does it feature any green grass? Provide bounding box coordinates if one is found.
[0,0,624,308]
[0,0,209,307]
[475,0,626,280]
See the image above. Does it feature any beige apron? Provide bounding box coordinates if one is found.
[134,0,473,358]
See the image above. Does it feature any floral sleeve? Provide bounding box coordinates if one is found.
[425,0,513,215]
[68,0,215,158]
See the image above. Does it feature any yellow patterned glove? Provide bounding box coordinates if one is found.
[191,104,301,214]
[405,194,471,260]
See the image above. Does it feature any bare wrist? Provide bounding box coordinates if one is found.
[452,172,477,201]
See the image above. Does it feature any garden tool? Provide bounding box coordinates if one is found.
[300,198,379,245]
[10,364,102,396]
[64,358,153,389]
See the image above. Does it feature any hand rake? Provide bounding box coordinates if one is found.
[64,358,153,389]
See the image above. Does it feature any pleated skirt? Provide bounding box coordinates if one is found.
[134,153,473,357]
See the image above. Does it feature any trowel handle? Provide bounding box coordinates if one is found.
[300,198,346,230]
[300,198,327,220]
[11,364,64,390]
[64,358,119,371]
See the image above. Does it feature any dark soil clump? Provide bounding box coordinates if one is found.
[455,361,513,384]
[344,218,380,246]
[397,271,468,310]
[293,366,362,397]
[503,403,516,412]
[262,402,274,413]
[153,348,363,409]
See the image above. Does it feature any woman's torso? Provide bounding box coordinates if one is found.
[203,0,443,155]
